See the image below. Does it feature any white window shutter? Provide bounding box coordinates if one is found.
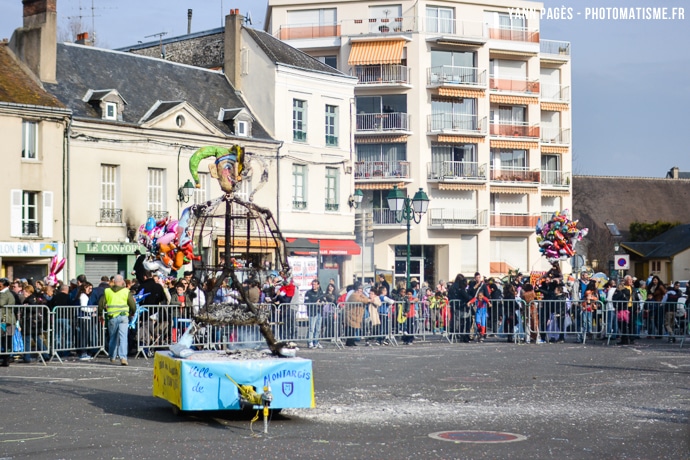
[10,190,22,237]
[42,191,54,238]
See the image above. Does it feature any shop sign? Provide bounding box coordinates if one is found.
[0,242,59,257]
[76,241,145,255]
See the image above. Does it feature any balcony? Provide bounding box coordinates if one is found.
[490,212,540,228]
[147,210,169,220]
[292,200,307,210]
[489,121,540,139]
[489,76,540,94]
[427,66,486,88]
[541,127,571,145]
[293,130,307,142]
[325,201,339,212]
[276,23,341,40]
[540,39,571,59]
[428,113,487,136]
[540,83,571,103]
[488,27,539,43]
[22,221,40,237]
[356,112,410,134]
[372,208,404,227]
[100,208,123,224]
[541,170,571,188]
[354,161,411,181]
[351,64,411,86]
[490,167,540,184]
[428,208,487,229]
[427,161,487,182]
[340,16,486,43]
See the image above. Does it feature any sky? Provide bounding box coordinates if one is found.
[1,0,688,178]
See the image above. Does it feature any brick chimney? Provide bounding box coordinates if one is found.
[9,0,57,83]
[75,32,91,45]
[224,8,243,90]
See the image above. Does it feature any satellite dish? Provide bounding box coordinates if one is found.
[245,11,253,25]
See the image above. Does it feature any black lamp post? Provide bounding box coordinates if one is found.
[386,185,429,289]
[177,179,195,203]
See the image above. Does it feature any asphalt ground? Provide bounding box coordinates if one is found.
[0,337,688,460]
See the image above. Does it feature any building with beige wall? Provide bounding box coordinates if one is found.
[266,0,572,285]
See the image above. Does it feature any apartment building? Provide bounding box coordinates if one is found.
[266,0,572,284]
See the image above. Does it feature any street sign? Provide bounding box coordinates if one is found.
[615,254,630,270]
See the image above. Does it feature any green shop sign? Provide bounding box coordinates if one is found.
[76,241,146,254]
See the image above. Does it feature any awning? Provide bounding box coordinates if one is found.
[490,94,538,105]
[285,237,319,256]
[541,145,569,154]
[437,88,485,98]
[491,186,538,194]
[348,40,405,66]
[356,182,405,190]
[541,102,569,112]
[437,183,485,191]
[490,140,539,150]
[308,239,361,256]
[437,135,484,144]
[354,135,408,144]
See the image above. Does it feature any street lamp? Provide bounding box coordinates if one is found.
[386,185,429,289]
[177,179,195,203]
[348,189,364,209]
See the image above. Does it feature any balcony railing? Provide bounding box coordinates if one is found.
[277,23,341,40]
[428,208,487,228]
[489,121,540,138]
[372,208,402,226]
[428,113,486,135]
[427,161,487,181]
[352,64,410,85]
[490,167,540,183]
[490,213,540,228]
[489,77,540,94]
[541,170,571,188]
[355,160,411,180]
[540,83,571,102]
[293,130,307,142]
[427,66,486,87]
[340,16,486,40]
[147,210,169,220]
[100,207,123,223]
[325,202,340,212]
[22,221,40,236]
[293,200,307,210]
[488,27,539,43]
[541,127,571,144]
[540,39,571,57]
[356,112,410,133]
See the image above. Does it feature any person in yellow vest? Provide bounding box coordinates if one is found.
[98,274,136,365]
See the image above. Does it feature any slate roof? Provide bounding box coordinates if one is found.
[573,175,690,240]
[622,224,690,258]
[0,44,65,108]
[244,28,347,77]
[44,43,272,140]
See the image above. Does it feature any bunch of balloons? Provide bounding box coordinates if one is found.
[137,207,199,276]
[536,209,588,263]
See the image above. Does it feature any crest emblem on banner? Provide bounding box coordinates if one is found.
[282,382,294,397]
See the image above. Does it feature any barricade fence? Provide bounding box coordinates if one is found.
[1,299,687,364]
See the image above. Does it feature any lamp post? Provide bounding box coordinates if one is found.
[178,179,195,203]
[386,185,429,289]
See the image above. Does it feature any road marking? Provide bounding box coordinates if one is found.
[660,362,679,369]
[429,430,526,443]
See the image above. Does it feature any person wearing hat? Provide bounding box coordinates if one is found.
[189,145,245,194]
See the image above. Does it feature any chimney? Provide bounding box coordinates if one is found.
[187,9,192,35]
[9,0,57,83]
[224,8,243,90]
[671,166,679,179]
[75,32,90,45]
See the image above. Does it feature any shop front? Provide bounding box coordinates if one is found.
[0,241,62,282]
[75,241,145,282]
[285,238,361,290]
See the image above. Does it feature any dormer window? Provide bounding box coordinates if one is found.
[105,102,117,120]
[236,120,248,137]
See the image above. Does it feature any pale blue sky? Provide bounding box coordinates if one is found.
[2,0,688,177]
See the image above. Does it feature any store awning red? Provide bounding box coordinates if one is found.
[308,239,361,256]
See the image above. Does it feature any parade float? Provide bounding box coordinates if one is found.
[148,146,314,427]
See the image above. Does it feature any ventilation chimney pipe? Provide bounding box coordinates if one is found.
[187,9,192,34]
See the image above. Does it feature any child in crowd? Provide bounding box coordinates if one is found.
[469,291,491,342]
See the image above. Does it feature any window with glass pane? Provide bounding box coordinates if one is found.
[325,105,338,146]
[426,6,454,33]
[491,149,527,168]
[22,121,37,159]
[22,191,38,235]
[431,98,477,131]
[148,168,165,212]
[292,164,307,209]
[431,144,478,177]
[325,167,339,211]
[318,55,337,69]
[293,99,307,142]
[541,154,561,185]
[100,164,120,222]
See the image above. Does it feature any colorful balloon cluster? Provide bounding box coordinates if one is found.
[536,210,588,263]
[137,207,200,276]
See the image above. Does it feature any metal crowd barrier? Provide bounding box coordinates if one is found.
[2,298,687,365]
